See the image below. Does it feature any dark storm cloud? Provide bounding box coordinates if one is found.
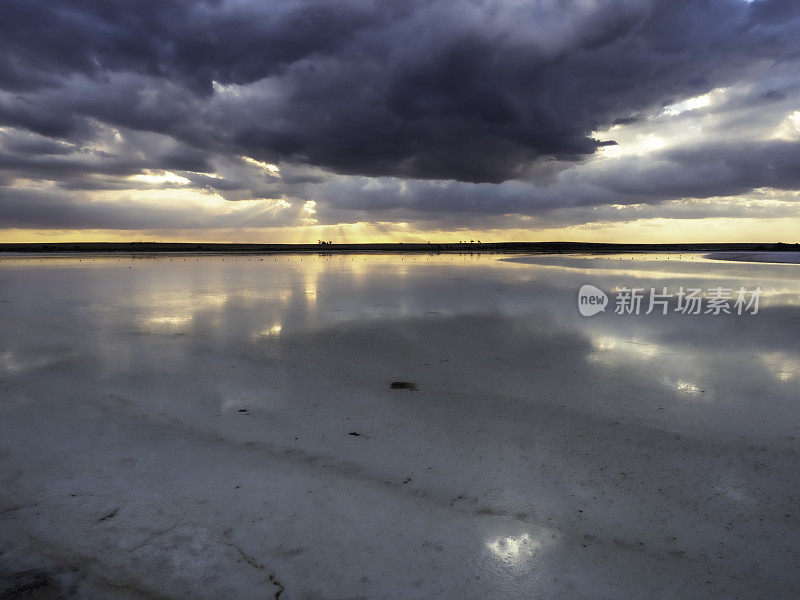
[1,0,799,184]
[0,143,212,185]
[211,0,800,183]
[302,136,800,227]
[597,140,800,201]
[0,0,371,93]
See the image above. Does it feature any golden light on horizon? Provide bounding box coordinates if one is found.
[2,214,800,245]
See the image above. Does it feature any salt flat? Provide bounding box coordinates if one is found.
[1,253,799,599]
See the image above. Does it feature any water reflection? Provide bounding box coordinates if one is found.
[486,533,538,565]
[2,252,800,596]
[588,335,660,361]
[146,315,192,326]
[253,323,283,339]
[760,351,800,382]
[662,377,704,397]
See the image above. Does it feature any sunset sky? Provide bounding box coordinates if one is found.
[2,0,800,243]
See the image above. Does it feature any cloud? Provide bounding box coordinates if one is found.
[0,186,302,230]
[1,0,800,234]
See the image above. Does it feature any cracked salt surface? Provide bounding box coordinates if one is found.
[1,252,799,598]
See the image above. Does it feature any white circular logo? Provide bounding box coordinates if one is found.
[578,284,608,316]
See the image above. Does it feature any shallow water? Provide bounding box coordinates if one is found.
[1,253,799,599]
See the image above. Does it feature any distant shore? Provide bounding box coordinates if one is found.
[706,251,800,264]
[1,241,799,255]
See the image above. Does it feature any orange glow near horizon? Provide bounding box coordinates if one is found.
[2,216,800,244]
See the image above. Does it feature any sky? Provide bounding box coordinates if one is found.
[1,0,800,243]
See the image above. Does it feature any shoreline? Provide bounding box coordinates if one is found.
[705,251,800,265]
[1,241,799,255]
